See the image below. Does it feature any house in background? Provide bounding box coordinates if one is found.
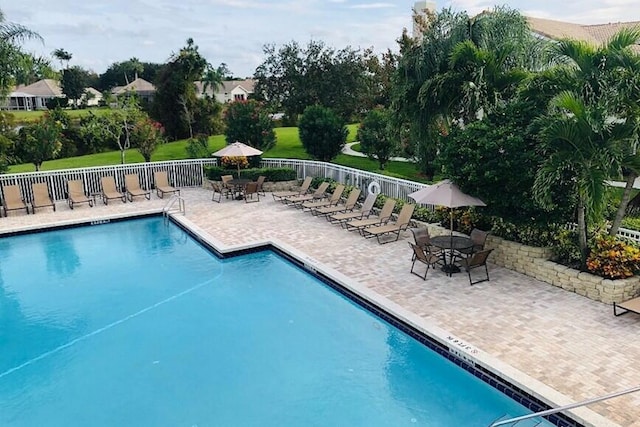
[2,79,64,111]
[195,79,256,103]
[111,77,156,104]
[527,16,640,52]
[82,87,103,107]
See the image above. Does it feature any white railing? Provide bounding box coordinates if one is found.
[2,158,639,244]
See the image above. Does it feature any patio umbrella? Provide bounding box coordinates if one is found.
[408,180,486,268]
[212,141,263,177]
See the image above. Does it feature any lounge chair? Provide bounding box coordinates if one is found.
[67,180,93,209]
[313,188,361,217]
[614,296,640,316]
[1,185,29,216]
[284,181,330,206]
[409,243,442,280]
[31,182,56,213]
[362,204,415,244]
[154,171,180,198]
[125,174,151,202]
[273,177,312,202]
[328,193,376,225]
[458,249,494,285]
[101,176,126,205]
[302,185,345,211]
[345,198,396,233]
[244,182,260,203]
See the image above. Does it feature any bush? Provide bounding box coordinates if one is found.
[298,105,347,162]
[550,229,581,269]
[186,134,211,158]
[622,216,640,231]
[204,166,296,182]
[586,236,640,279]
[223,100,275,151]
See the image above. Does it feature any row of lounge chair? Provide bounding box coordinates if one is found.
[0,172,179,217]
[273,178,416,244]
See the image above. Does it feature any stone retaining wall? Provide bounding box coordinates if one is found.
[421,223,640,304]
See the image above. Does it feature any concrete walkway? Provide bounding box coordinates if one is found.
[1,188,639,426]
[342,142,412,162]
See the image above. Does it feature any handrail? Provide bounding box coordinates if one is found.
[162,194,185,216]
[489,385,640,426]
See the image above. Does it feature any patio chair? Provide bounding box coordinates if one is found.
[124,174,151,202]
[284,181,329,206]
[67,179,93,209]
[614,296,640,316]
[302,184,344,211]
[455,228,491,260]
[154,171,180,199]
[362,204,415,244]
[221,175,234,199]
[410,227,443,260]
[244,182,260,203]
[458,249,494,285]
[31,182,56,213]
[328,193,376,225]
[255,175,266,196]
[273,176,312,201]
[100,176,126,205]
[409,243,442,280]
[345,198,396,233]
[1,185,29,216]
[210,181,228,203]
[313,188,361,217]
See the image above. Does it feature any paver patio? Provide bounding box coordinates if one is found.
[1,187,638,426]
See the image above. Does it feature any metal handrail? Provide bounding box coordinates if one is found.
[490,385,640,426]
[162,194,185,216]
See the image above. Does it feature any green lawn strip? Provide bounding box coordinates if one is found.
[9,108,112,124]
[7,123,425,181]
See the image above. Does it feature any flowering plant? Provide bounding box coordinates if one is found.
[221,156,248,169]
[586,236,640,279]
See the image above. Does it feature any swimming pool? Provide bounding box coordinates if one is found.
[0,217,556,426]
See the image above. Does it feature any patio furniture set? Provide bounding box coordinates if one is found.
[210,175,265,203]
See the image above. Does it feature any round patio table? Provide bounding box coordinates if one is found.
[430,235,474,275]
[228,179,252,200]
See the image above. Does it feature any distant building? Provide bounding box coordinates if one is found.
[412,1,436,38]
[82,87,103,107]
[2,79,64,111]
[195,79,256,103]
[527,16,640,53]
[111,77,156,104]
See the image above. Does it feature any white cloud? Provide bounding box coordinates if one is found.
[349,2,396,9]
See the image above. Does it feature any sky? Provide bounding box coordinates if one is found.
[5,0,640,78]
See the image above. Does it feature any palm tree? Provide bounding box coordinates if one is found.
[201,66,223,99]
[533,91,634,267]
[0,9,42,43]
[52,48,72,70]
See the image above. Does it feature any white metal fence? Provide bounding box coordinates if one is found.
[1,158,638,244]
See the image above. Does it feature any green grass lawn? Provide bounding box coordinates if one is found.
[8,123,426,182]
[10,108,112,124]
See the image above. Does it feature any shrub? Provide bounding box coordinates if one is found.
[621,216,640,231]
[185,134,210,158]
[204,166,296,182]
[586,236,640,279]
[357,107,396,170]
[298,105,347,162]
[550,229,581,269]
[223,100,276,151]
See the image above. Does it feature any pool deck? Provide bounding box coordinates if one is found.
[1,187,639,427]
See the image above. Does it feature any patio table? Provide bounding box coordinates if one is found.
[228,179,252,200]
[430,235,474,275]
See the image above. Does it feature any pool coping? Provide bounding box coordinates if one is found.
[0,210,619,427]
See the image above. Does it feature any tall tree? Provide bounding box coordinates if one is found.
[15,113,63,171]
[357,107,397,170]
[152,38,208,139]
[254,40,369,123]
[61,66,90,107]
[52,48,72,70]
[0,9,42,97]
[298,105,347,162]
[533,92,634,268]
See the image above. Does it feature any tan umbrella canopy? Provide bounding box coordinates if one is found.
[212,141,263,177]
[408,179,486,236]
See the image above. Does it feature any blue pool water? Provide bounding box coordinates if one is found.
[0,217,553,426]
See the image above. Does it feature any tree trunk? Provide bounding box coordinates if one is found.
[120,150,125,165]
[610,172,637,236]
[577,202,588,270]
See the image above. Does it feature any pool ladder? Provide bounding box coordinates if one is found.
[488,384,640,426]
[162,194,185,219]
